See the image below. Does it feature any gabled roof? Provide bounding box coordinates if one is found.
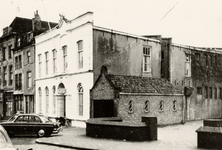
[105,74,182,94]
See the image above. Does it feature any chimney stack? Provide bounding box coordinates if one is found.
[32,10,41,31]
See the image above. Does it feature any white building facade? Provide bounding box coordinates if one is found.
[35,12,94,127]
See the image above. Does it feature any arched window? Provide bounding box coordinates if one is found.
[128,100,133,113]
[159,100,164,112]
[45,87,49,114]
[78,83,83,116]
[38,88,42,113]
[77,40,83,69]
[145,100,150,113]
[52,86,56,114]
[173,100,177,111]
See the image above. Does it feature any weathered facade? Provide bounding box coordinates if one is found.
[161,40,222,122]
[90,66,184,126]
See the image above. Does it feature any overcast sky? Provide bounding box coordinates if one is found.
[0,0,222,47]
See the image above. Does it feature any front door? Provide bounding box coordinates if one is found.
[93,100,114,118]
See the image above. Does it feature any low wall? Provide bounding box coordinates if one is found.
[86,117,157,141]
[204,119,222,127]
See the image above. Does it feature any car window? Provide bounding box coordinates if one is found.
[15,116,23,122]
[24,116,28,122]
[34,116,41,123]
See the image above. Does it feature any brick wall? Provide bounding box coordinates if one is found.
[117,94,183,126]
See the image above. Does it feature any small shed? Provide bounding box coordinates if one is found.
[90,67,184,126]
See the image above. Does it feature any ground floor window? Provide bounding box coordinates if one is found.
[14,95,23,114]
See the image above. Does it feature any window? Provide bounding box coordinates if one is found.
[128,100,133,113]
[9,65,13,86]
[15,56,18,69]
[173,100,177,111]
[27,51,31,64]
[2,47,6,60]
[8,45,12,58]
[52,49,57,74]
[27,71,32,88]
[159,100,164,111]
[19,73,22,90]
[145,100,150,113]
[19,55,22,68]
[195,53,200,62]
[62,46,67,71]
[143,46,151,72]
[3,66,7,86]
[185,54,191,77]
[45,52,49,75]
[38,54,42,77]
[205,54,208,66]
[209,87,212,99]
[220,88,222,99]
[78,83,83,116]
[52,86,56,114]
[205,87,208,98]
[45,87,49,114]
[197,87,202,95]
[209,55,213,67]
[214,87,217,99]
[0,67,1,85]
[17,38,21,47]
[77,41,83,69]
[38,88,42,113]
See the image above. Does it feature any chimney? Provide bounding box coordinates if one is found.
[32,10,41,31]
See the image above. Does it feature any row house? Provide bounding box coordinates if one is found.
[35,12,162,127]
[0,11,57,119]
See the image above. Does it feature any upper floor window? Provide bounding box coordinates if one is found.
[8,45,12,59]
[38,54,42,77]
[214,87,217,99]
[27,71,32,88]
[62,46,67,72]
[185,54,191,77]
[45,52,49,75]
[197,87,202,95]
[205,54,208,66]
[143,46,151,72]
[17,38,21,47]
[18,55,22,68]
[52,49,57,74]
[3,66,7,86]
[2,47,6,60]
[77,41,83,69]
[209,87,212,99]
[195,53,200,63]
[27,51,31,64]
[9,65,13,86]
[205,87,208,98]
[220,88,222,99]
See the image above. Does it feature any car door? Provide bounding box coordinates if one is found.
[14,115,27,134]
[28,116,42,134]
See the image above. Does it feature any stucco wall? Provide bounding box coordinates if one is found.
[93,28,161,82]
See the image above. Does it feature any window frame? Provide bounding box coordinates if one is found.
[143,46,151,72]
[77,41,83,69]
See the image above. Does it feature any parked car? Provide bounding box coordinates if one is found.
[0,113,62,137]
[0,125,17,150]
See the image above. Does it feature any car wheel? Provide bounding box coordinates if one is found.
[37,129,45,137]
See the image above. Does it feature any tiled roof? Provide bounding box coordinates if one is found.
[106,74,182,94]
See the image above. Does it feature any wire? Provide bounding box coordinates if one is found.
[160,2,178,21]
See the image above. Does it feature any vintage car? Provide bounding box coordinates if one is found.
[0,113,62,137]
[0,125,17,150]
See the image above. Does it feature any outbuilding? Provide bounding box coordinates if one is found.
[90,66,184,126]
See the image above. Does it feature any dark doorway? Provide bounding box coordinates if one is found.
[93,100,114,118]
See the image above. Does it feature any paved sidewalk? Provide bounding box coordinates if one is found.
[36,120,208,150]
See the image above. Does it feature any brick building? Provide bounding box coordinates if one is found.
[0,11,57,118]
[90,66,184,126]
